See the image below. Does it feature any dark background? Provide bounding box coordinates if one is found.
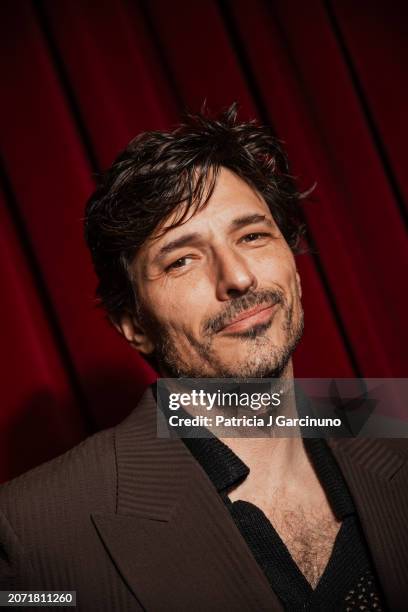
[0,0,407,482]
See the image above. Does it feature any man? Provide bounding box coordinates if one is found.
[1,106,407,611]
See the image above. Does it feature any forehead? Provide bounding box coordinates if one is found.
[145,167,271,247]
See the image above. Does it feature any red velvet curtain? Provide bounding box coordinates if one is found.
[1,0,407,482]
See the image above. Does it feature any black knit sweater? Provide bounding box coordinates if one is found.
[182,435,387,611]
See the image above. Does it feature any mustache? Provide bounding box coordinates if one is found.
[202,289,284,335]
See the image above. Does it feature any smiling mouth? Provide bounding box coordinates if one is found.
[218,303,277,334]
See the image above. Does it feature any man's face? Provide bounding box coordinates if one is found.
[127,167,304,378]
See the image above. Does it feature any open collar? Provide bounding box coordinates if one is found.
[92,385,408,612]
[92,386,284,611]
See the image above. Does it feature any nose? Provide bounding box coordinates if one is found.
[214,248,257,301]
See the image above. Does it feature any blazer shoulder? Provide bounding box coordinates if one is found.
[384,438,408,457]
[0,426,116,519]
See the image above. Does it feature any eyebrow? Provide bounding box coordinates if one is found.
[153,233,203,263]
[231,213,274,230]
[153,214,274,263]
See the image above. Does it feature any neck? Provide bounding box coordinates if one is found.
[218,359,307,488]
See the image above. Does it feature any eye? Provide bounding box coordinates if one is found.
[241,232,270,243]
[165,256,192,271]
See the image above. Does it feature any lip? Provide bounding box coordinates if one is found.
[219,303,277,334]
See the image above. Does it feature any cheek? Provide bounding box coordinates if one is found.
[144,276,210,334]
[256,246,297,287]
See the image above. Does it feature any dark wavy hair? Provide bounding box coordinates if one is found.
[84,104,308,324]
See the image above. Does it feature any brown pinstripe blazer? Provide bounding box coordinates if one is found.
[1,386,408,611]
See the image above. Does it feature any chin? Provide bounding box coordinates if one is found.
[214,355,289,379]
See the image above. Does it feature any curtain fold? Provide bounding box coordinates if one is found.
[0,0,406,481]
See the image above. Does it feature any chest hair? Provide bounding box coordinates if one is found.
[266,502,342,588]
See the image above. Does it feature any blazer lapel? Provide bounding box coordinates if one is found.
[328,438,408,612]
[92,387,283,612]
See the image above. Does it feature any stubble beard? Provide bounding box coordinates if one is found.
[141,290,304,379]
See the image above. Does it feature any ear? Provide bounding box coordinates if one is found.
[112,312,155,355]
[295,271,302,299]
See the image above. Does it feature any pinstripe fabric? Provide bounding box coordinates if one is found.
[0,428,138,611]
[328,438,408,611]
[94,391,283,611]
[1,387,407,611]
